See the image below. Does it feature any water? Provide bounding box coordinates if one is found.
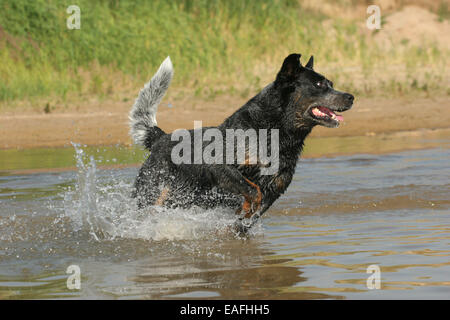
[0,143,449,299]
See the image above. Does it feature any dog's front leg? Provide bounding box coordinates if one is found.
[234,168,294,233]
[233,195,274,235]
[212,167,262,216]
[178,164,263,235]
[235,177,262,218]
[179,164,263,213]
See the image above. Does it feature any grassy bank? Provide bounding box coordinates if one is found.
[0,0,448,108]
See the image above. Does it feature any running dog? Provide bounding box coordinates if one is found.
[129,53,354,233]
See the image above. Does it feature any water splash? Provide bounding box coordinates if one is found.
[63,143,257,242]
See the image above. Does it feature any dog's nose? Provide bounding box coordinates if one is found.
[344,93,354,103]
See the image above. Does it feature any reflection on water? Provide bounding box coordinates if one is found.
[0,128,448,173]
[0,143,449,299]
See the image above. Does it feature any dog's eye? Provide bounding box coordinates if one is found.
[315,81,325,88]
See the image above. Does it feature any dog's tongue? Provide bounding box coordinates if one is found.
[313,106,344,121]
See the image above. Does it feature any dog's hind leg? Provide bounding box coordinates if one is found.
[155,187,170,206]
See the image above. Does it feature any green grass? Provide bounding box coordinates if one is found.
[0,0,448,105]
[438,1,450,21]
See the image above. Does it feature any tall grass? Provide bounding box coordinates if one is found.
[0,0,447,104]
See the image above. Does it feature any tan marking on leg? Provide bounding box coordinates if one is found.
[242,177,262,219]
[155,187,169,206]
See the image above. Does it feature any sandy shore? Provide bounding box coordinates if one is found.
[0,96,449,149]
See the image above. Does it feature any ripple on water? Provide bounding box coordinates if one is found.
[0,145,449,299]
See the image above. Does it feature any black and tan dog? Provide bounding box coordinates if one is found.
[129,53,354,233]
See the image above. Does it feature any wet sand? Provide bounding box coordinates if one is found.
[0,96,449,150]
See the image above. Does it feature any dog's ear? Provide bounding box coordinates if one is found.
[276,53,302,82]
[305,56,314,69]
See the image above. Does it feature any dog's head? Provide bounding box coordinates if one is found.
[275,53,354,129]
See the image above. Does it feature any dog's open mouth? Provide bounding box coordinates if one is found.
[309,106,344,126]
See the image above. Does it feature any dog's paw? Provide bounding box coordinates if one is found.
[231,218,251,237]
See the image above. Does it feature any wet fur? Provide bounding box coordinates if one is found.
[130,53,354,233]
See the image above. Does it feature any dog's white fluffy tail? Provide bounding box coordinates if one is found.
[129,56,173,146]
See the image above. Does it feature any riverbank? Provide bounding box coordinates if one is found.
[0,96,449,150]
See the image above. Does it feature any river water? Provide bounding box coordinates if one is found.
[0,137,449,299]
